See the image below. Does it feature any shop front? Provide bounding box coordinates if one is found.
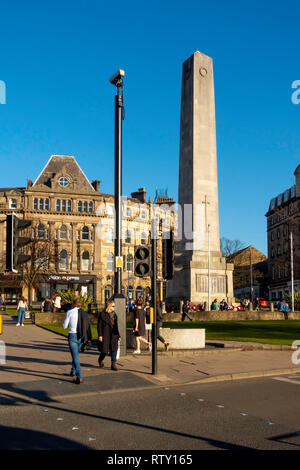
[0,274,23,305]
[34,274,97,302]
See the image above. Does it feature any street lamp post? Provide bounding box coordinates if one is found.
[290,230,295,312]
[208,223,211,311]
[109,69,126,356]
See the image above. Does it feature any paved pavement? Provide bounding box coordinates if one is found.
[1,315,300,403]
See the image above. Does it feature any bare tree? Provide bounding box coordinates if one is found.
[220,237,245,260]
[19,235,58,304]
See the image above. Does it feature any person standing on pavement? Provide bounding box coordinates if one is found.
[62,298,91,384]
[156,296,169,351]
[133,297,152,354]
[181,300,193,322]
[16,297,28,327]
[97,299,121,371]
[42,297,53,313]
[53,292,61,313]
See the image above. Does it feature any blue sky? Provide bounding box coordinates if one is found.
[0,0,299,255]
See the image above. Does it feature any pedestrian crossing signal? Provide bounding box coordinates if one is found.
[134,246,151,277]
[6,214,32,272]
[162,230,174,280]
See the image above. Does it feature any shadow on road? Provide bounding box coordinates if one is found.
[0,424,90,450]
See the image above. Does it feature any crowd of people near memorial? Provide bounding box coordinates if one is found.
[60,293,170,384]
[10,289,292,386]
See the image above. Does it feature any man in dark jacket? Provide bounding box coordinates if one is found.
[182,300,193,321]
[97,299,121,371]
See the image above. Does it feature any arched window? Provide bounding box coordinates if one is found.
[83,201,88,213]
[107,204,114,216]
[78,201,82,212]
[82,226,89,240]
[141,232,147,245]
[9,199,17,209]
[37,224,45,239]
[61,200,66,212]
[59,225,68,240]
[107,227,113,243]
[59,250,68,270]
[127,285,134,300]
[105,285,113,300]
[145,286,151,298]
[136,286,144,301]
[81,251,90,271]
[125,230,131,244]
[39,198,44,210]
[89,201,93,212]
[127,254,133,272]
[106,252,114,271]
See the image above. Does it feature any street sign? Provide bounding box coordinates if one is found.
[115,256,123,269]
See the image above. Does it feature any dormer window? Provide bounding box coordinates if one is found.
[59,176,69,187]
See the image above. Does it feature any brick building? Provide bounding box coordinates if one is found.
[228,246,268,300]
[0,154,174,305]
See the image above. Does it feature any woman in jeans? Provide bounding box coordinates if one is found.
[16,297,28,327]
[63,298,90,384]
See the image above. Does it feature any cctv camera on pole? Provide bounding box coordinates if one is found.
[110,69,126,357]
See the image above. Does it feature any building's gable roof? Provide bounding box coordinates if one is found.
[32,155,95,193]
[230,245,267,266]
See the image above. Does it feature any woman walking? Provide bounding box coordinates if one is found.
[63,298,91,384]
[156,296,169,351]
[133,297,152,354]
[98,299,121,371]
[16,297,28,327]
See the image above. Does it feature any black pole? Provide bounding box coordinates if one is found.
[250,246,253,303]
[110,72,126,357]
[151,219,157,375]
[114,89,123,295]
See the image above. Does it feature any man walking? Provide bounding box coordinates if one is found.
[182,300,193,322]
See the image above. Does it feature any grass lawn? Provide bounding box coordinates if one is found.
[2,309,19,316]
[35,320,300,346]
[163,321,300,346]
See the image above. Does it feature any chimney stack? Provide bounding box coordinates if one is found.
[92,180,100,192]
[131,187,146,203]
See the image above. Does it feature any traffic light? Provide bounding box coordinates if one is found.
[6,214,32,272]
[162,230,174,280]
[134,246,151,277]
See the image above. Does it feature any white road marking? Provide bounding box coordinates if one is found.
[273,377,300,385]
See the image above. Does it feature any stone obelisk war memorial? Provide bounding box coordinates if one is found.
[167,51,234,306]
